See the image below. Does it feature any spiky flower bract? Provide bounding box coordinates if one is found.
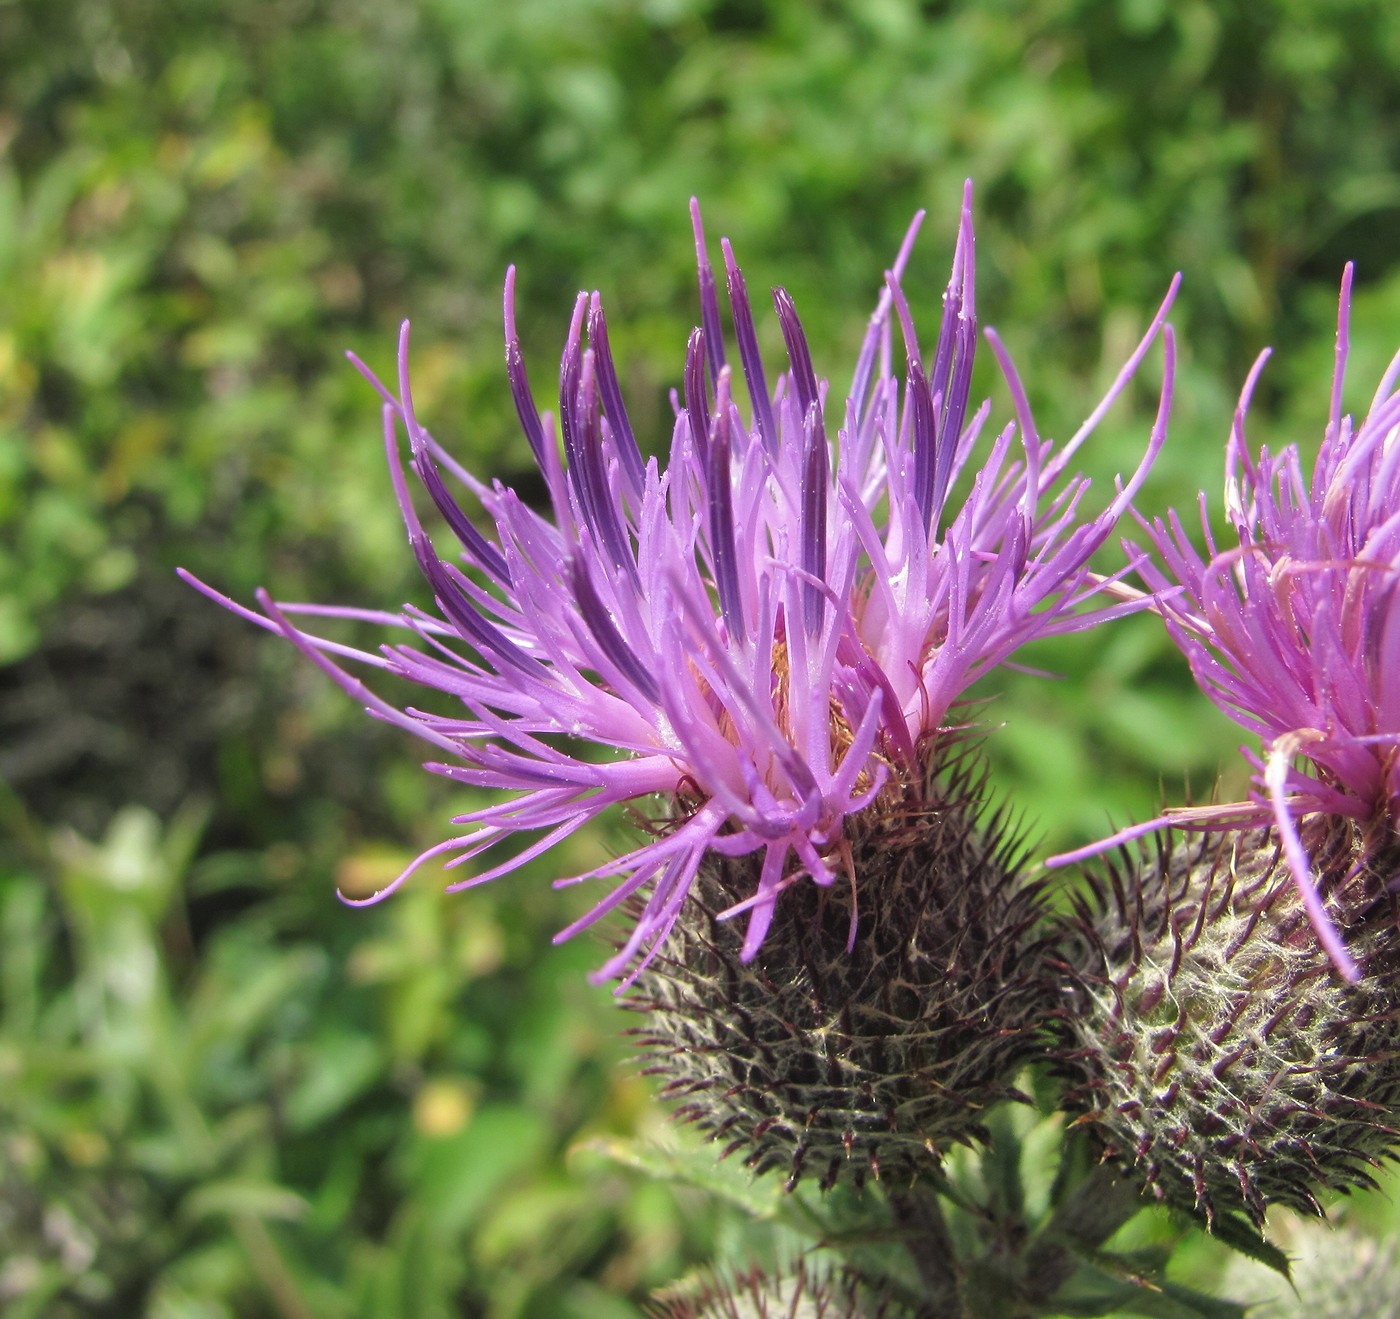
[1091,266,1400,980]
[647,1261,899,1319]
[1059,821,1400,1229]
[1228,1221,1400,1319]
[630,742,1050,1189]
[185,183,1176,981]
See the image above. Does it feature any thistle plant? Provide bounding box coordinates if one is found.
[1080,265,1400,976]
[1055,268,1400,1236]
[189,187,1400,1317]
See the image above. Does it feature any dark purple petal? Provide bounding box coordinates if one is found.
[690,198,727,385]
[378,394,547,687]
[410,446,512,585]
[801,401,828,634]
[570,554,661,704]
[772,286,819,419]
[722,237,778,457]
[572,348,640,587]
[937,305,977,515]
[886,272,942,535]
[908,350,940,534]
[503,267,550,468]
[420,544,542,680]
[585,293,646,500]
[685,327,712,467]
[558,291,589,489]
[707,369,745,643]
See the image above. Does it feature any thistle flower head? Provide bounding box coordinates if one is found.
[647,1260,897,1318]
[186,183,1176,981]
[1120,267,1400,980]
[631,743,1053,1189]
[1058,821,1400,1229]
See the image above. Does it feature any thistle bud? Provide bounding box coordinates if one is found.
[646,1261,898,1318]
[628,750,1057,1191]
[1058,820,1400,1227]
[1229,1223,1400,1318]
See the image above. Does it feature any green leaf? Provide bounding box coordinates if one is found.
[1150,1278,1251,1319]
[1055,1246,1250,1319]
[406,1103,551,1237]
[1205,1212,1292,1280]
[573,1134,790,1224]
[182,1178,309,1223]
[283,1029,382,1133]
[984,1105,1029,1221]
[1048,1267,1248,1319]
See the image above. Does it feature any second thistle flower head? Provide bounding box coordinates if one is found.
[188,183,1176,981]
[1128,266,1400,979]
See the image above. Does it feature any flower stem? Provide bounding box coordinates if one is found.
[889,1186,962,1316]
[1017,1164,1145,1304]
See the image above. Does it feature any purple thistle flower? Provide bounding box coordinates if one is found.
[1065,266,1400,982]
[185,183,1177,983]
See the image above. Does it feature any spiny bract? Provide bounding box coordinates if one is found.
[1058,821,1400,1228]
[629,746,1053,1191]
[646,1261,900,1319]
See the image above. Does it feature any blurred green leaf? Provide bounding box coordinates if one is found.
[404,1103,552,1236]
[182,1178,310,1224]
[283,1028,383,1133]
[575,1134,791,1226]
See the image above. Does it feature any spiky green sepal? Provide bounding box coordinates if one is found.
[646,1261,900,1318]
[1058,821,1400,1228]
[628,744,1056,1191]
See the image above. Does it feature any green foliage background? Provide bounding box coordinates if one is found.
[2,0,1400,1314]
